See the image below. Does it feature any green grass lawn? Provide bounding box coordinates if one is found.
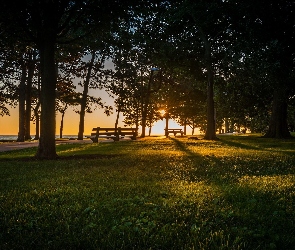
[1,135,295,249]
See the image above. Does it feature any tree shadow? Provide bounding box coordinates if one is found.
[218,137,260,150]
[171,137,295,180]
[0,153,120,162]
[166,137,295,248]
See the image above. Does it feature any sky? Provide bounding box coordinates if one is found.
[0,87,191,136]
[0,59,194,136]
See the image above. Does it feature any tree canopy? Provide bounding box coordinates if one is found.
[0,0,294,158]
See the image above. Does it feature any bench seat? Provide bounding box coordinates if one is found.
[165,128,184,136]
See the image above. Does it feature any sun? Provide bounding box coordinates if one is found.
[159,109,166,117]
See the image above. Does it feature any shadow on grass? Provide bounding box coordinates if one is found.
[169,137,203,158]
[1,137,295,249]
[167,137,295,249]
[169,137,295,183]
[0,153,120,162]
[218,137,260,150]
[219,135,295,157]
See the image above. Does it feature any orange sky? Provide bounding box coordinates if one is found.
[0,65,192,136]
[0,87,115,135]
[0,87,188,136]
[0,106,185,136]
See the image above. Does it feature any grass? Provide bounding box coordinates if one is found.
[0,134,295,249]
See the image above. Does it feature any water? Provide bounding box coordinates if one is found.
[0,135,86,141]
[0,135,18,141]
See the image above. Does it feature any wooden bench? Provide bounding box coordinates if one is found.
[89,127,137,142]
[165,128,184,136]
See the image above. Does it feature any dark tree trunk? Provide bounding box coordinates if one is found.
[263,87,292,138]
[114,103,121,141]
[200,29,218,140]
[115,104,121,129]
[135,103,139,136]
[33,73,41,140]
[141,112,147,137]
[141,71,153,138]
[33,1,59,159]
[78,51,95,140]
[17,60,26,142]
[165,114,169,137]
[35,39,57,159]
[59,105,67,139]
[34,102,40,140]
[148,126,152,136]
[224,118,229,133]
[25,51,35,140]
[191,125,195,135]
[141,96,147,137]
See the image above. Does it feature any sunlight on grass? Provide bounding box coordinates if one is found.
[1,135,295,249]
[239,174,295,192]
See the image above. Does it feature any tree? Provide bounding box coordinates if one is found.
[14,48,38,141]
[161,0,234,140]
[2,0,141,158]
[214,55,273,134]
[105,49,139,130]
[0,42,22,135]
[171,81,206,135]
[56,78,80,139]
[229,0,295,138]
[17,58,26,141]
[105,21,161,136]
[0,95,10,117]
[108,2,169,137]
[24,49,37,140]
[288,96,295,132]
[73,51,109,140]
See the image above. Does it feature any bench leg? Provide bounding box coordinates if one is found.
[92,136,98,143]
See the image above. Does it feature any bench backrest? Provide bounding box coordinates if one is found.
[92,127,117,131]
[118,128,137,132]
[92,127,137,133]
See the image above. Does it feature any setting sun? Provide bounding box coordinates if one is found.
[159,109,166,117]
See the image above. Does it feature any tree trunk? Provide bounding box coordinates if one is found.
[33,73,41,140]
[17,60,26,142]
[263,87,292,138]
[59,105,67,139]
[141,70,154,138]
[59,116,63,139]
[35,39,57,159]
[78,51,95,140]
[25,51,35,140]
[199,27,218,140]
[34,102,40,140]
[165,114,169,137]
[135,103,139,136]
[114,103,121,141]
[224,118,229,133]
[141,111,147,137]
[148,126,152,136]
[203,63,217,139]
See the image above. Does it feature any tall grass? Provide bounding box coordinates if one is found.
[0,135,294,249]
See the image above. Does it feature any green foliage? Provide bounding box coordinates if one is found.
[1,136,295,249]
